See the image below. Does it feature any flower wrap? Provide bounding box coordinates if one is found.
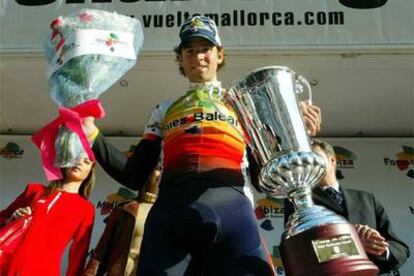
[32,99,105,181]
[38,9,144,176]
[44,9,144,107]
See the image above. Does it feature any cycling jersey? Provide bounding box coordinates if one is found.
[92,83,274,275]
[143,84,247,185]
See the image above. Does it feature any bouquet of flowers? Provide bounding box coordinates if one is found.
[32,9,144,180]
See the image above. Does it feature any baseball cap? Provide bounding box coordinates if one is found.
[179,16,222,47]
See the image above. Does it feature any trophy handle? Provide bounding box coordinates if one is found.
[296,75,312,104]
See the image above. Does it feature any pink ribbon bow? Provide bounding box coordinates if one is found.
[32,99,105,181]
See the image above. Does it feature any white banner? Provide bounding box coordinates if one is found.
[1,0,413,52]
[1,136,413,275]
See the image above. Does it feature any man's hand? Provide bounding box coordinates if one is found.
[355,224,389,257]
[82,116,98,138]
[300,100,322,136]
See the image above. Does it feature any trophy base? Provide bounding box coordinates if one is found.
[280,223,378,276]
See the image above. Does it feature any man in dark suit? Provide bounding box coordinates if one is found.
[284,139,410,275]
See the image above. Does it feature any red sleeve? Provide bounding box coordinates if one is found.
[0,183,45,227]
[66,203,95,276]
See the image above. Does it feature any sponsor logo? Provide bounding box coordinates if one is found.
[164,111,239,131]
[384,146,414,179]
[333,146,357,179]
[334,146,357,169]
[96,32,129,52]
[255,196,285,273]
[141,10,345,28]
[104,33,119,52]
[96,187,137,215]
[255,196,284,221]
[181,16,212,34]
[16,0,388,10]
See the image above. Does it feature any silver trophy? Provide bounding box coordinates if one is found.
[226,66,377,275]
[226,65,328,203]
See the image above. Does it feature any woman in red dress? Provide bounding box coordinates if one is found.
[0,156,96,276]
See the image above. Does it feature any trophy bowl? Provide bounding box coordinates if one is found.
[226,66,378,276]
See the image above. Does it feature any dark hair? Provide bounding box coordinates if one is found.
[46,164,96,199]
[173,45,226,76]
[311,139,335,158]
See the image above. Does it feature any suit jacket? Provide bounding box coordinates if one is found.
[284,186,410,275]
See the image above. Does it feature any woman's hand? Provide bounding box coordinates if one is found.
[6,206,32,224]
[300,100,322,136]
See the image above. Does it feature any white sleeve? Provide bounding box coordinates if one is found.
[143,100,171,139]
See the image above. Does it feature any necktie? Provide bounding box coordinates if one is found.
[325,187,344,208]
